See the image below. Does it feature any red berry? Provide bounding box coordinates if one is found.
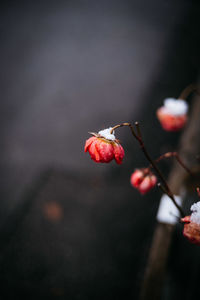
[130,169,157,194]
[181,216,200,245]
[157,107,187,132]
[84,136,124,164]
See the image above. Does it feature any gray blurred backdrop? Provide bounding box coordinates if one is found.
[0,1,200,299]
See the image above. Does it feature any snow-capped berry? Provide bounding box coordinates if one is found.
[84,129,124,164]
[130,169,157,195]
[190,201,200,224]
[181,201,200,245]
[156,98,188,131]
[181,216,200,245]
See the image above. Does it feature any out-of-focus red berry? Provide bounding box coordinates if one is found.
[181,216,200,245]
[156,107,187,131]
[130,169,144,187]
[130,169,157,194]
[84,136,124,164]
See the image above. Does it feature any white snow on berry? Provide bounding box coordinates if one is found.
[98,127,116,141]
[191,201,200,225]
[163,98,188,116]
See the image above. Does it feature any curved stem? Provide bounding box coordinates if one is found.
[110,123,139,140]
[137,138,185,217]
[111,122,185,217]
[135,121,142,139]
[174,153,194,177]
[178,83,200,100]
[150,151,193,177]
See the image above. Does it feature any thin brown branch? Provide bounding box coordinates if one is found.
[135,121,142,139]
[178,83,200,99]
[110,122,185,217]
[151,151,193,177]
[110,123,138,140]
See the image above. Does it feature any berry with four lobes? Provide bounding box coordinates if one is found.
[84,128,124,164]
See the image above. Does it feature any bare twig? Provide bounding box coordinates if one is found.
[110,123,184,216]
[178,83,200,99]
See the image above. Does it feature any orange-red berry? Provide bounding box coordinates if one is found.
[181,216,200,245]
[130,169,157,194]
[84,136,124,164]
[157,107,187,131]
[156,98,188,131]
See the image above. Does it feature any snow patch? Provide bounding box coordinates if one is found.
[98,127,116,141]
[163,98,188,116]
[157,194,182,224]
[191,201,200,225]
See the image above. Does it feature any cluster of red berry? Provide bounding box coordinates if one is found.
[84,85,200,245]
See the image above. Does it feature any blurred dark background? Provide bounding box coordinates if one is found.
[0,0,200,299]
